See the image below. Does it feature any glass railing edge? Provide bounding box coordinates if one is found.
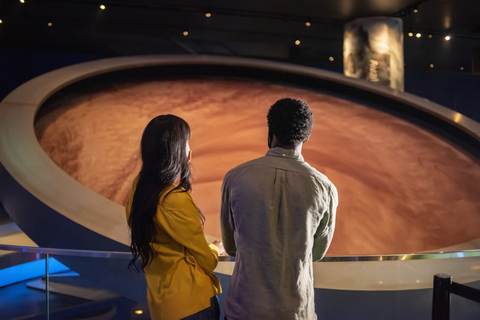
[2,243,480,261]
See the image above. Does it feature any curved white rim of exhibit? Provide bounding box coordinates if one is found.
[1,55,479,291]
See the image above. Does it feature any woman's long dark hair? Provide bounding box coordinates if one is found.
[128,114,200,272]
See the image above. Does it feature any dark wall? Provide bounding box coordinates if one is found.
[1,49,479,123]
[405,69,480,122]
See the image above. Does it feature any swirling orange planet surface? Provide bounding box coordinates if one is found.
[35,79,480,255]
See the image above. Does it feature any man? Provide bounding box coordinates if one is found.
[220,98,338,320]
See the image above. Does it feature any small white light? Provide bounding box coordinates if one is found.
[205,12,211,18]
[20,0,25,3]
[416,33,421,38]
[329,56,334,61]
[408,32,413,37]
[454,113,462,123]
[134,310,144,315]
[183,31,188,36]
[305,22,311,27]
[445,35,451,41]
[295,40,300,45]
[0,19,3,24]
[100,4,106,10]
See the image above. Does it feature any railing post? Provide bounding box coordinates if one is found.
[45,253,50,320]
[432,273,451,320]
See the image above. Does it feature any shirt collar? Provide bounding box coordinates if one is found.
[266,147,304,161]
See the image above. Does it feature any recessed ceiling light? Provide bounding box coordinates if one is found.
[428,33,433,38]
[183,31,188,36]
[460,67,464,70]
[408,32,413,37]
[20,0,25,3]
[100,4,106,10]
[430,64,434,68]
[134,310,144,315]
[305,22,311,27]
[416,33,421,38]
[48,22,52,27]
[445,35,451,41]
[205,12,212,18]
[0,19,3,24]
[329,56,334,61]
[295,40,300,45]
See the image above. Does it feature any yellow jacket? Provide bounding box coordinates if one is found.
[126,181,221,320]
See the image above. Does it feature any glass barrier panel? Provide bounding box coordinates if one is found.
[0,246,150,320]
[0,248,49,319]
[1,244,480,320]
[311,254,480,320]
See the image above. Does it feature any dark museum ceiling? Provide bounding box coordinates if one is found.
[0,0,479,72]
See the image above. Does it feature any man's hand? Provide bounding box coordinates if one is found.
[212,240,228,256]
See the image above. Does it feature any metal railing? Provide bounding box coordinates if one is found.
[432,273,480,320]
[2,244,480,319]
[3,243,480,261]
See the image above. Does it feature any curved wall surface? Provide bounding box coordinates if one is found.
[1,55,480,316]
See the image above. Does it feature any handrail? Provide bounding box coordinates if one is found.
[2,244,480,261]
[0,244,132,259]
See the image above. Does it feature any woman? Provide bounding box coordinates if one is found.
[126,114,222,320]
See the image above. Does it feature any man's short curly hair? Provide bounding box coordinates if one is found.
[267,98,313,145]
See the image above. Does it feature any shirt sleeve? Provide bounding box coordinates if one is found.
[158,189,219,273]
[312,183,338,261]
[220,172,237,256]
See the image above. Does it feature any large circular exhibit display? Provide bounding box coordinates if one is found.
[1,55,480,318]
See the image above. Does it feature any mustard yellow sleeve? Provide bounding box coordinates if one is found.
[125,177,138,221]
[158,189,219,273]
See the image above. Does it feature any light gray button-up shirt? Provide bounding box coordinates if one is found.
[221,147,338,320]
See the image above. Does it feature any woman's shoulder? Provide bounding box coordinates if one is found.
[160,184,193,206]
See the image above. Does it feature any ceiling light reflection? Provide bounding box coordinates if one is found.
[454,113,462,123]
